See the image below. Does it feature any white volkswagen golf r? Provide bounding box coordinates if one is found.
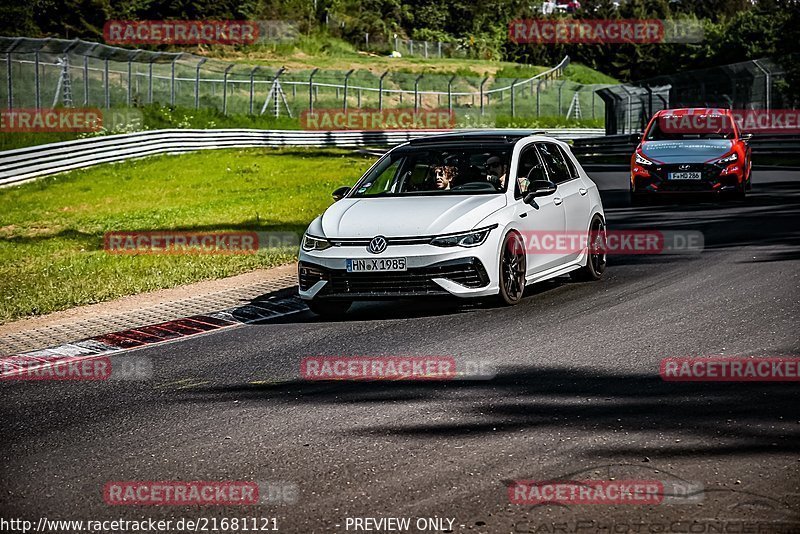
[298,131,606,316]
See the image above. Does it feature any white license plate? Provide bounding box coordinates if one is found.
[347,258,407,272]
[668,171,702,180]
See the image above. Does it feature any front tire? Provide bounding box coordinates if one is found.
[307,299,352,317]
[497,231,527,305]
[570,216,607,282]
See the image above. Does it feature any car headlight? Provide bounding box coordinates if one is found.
[301,234,331,251]
[635,152,653,166]
[715,152,738,165]
[430,225,496,248]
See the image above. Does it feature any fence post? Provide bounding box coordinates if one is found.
[378,70,388,110]
[308,68,319,113]
[536,80,542,116]
[196,58,207,109]
[248,65,260,115]
[84,55,89,105]
[170,57,177,106]
[365,32,369,49]
[424,41,428,59]
[619,85,633,134]
[127,59,132,106]
[752,59,771,110]
[6,53,12,110]
[410,39,414,55]
[448,75,456,111]
[511,78,518,118]
[104,58,110,108]
[343,69,354,111]
[222,64,234,115]
[558,81,563,116]
[414,74,423,112]
[148,61,153,104]
[34,50,40,109]
[271,68,285,117]
[438,41,442,58]
[480,77,488,116]
[592,89,596,119]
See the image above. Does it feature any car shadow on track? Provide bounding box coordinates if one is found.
[178,366,800,458]
[251,278,569,324]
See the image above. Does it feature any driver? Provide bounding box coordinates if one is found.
[432,165,456,190]
[485,156,508,189]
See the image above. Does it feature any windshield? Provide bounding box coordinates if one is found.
[350,146,512,197]
[645,114,736,140]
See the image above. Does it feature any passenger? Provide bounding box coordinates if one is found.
[486,156,508,189]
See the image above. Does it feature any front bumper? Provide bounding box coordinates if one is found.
[632,161,743,194]
[298,253,495,300]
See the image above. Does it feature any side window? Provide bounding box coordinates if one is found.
[557,145,580,180]
[537,142,572,184]
[514,145,546,198]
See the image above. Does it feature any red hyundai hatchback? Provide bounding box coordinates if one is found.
[630,108,752,201]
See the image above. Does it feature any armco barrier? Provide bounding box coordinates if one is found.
[571,133,800,166]
[0,128,604,187]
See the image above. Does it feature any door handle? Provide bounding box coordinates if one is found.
[579,188,587,196]
[553,197,563,205]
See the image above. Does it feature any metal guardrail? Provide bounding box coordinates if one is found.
[571,133,800,165]
[0,128,605,187]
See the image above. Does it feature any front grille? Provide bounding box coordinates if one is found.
[649,163,723,191]
[328,236,431,247]
[300,258,489,298]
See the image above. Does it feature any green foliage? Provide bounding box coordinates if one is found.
[3,0,792,84]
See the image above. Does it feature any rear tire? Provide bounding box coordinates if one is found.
[497,231,527,306]
[570,216,607,282]
[307,299,352,317]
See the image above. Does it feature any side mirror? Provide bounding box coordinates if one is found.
[332,186,351,201]
[740,133,753,142]
[523,180,558,204]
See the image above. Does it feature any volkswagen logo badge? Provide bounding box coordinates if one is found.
[367,235,387,254]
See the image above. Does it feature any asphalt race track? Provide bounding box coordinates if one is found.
[2,170,799,533]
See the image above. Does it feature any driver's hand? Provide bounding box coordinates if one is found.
[486,174,501,188]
